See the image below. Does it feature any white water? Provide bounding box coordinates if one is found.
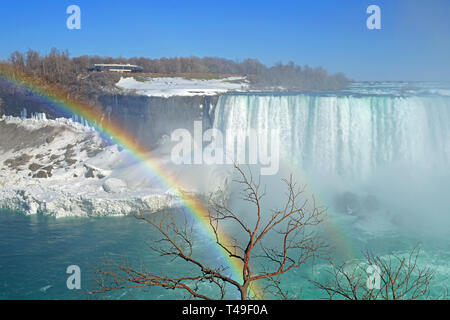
[2,85,449,299]
[213,89,450,238]
[214,94,450,182]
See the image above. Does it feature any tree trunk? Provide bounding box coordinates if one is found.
[240,284,249,300]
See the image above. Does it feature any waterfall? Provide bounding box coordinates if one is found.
[213,93,450,183]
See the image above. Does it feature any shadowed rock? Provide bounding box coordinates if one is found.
[32,170,48,178]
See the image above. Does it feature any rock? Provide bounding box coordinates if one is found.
[29,163,43,171]
[66,158,77,166]
[32,170,48,178]
[83,164,105,179]
[64,149,75,159]
[4,154,32,168]
[334,192,361,216]
[87,148,103,158]
[85,168,95,178]
[42,165,53,175]
[102,178,128,193]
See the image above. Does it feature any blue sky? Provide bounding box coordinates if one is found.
[1,0,449,81]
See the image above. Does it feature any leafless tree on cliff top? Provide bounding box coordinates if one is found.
[90,165,328,300]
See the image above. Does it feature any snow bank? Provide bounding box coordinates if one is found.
[116,76,248,97]
[0,116,231,218]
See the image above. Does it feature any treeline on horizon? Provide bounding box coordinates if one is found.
[4,48,351,92]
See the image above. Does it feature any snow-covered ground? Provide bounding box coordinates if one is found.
[116,76,248,97]
[0,115,231,218]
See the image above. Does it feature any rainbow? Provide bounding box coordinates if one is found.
[0,66,265,298]
[1,66,362,299]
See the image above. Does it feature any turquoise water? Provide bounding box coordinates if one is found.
[0,208,448,300]
[1,87,450,299]
[0,210,150,299]
[0,209,245,300]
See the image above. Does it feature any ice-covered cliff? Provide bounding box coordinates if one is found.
[0,115,230,217]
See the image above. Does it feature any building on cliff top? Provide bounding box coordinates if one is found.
[88,64,143,73]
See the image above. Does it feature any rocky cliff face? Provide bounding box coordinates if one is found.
[98,94,218,149]
[0,85,219,150]
[0,81,70,119]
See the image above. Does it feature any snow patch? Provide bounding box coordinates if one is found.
[103,178,128,193]
[116,76,248,97]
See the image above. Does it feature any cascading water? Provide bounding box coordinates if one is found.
[211,84,450,298]
[213,92,450,183]
[214,83,450,243]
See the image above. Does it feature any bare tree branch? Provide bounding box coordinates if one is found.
[91,165,328,300]
[312,246,435,300]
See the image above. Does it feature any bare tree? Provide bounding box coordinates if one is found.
[312,246,436,300]
[90,165,328,300]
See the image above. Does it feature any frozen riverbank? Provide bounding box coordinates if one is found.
[0,115,230,218]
